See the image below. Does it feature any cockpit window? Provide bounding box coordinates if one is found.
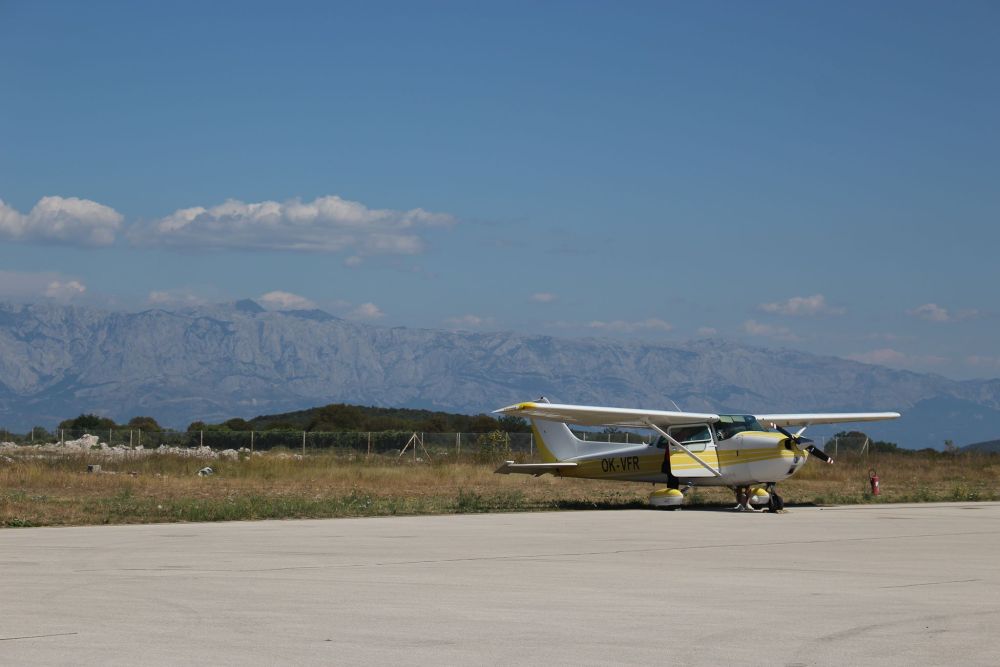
[670,424,712,445]
[714,414,765,440]
[654,423,713,452]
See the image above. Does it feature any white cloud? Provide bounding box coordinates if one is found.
[44,280,86,299]
[743,319,799,341]
[445,314,495,329]
[349,302,384,320]
[587,318,673,333]
[257,290,316,310]
[967,355,1000,370]
[0,271,88,301]
[344,256,364,268]
[130,195,456,255]
[908,303,950,322]
[759,294,845,317]
[0,196,123,246]
[696,327,718,337]
[531,292,558,303]
[907,303,979,323]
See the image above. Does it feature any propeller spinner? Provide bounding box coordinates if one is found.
[773,424,834,464]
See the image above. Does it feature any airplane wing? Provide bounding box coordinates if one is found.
[757,412,901,427]
[495,401,719,428]
[495,461,578,476]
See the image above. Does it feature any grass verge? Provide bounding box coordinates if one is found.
[1,449,998,527]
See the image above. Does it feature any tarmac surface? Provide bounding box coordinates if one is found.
[2,502,1000,666]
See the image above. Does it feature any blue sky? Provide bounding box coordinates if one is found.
[1,1,998,379]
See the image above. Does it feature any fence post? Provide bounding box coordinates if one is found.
[31,427,34,442]
[250,431,254,454]
[302,430,306,456]
[61,429,64,445]
[457,433,461,458]
[130,430,133,448]
[530,432,533,457]
[110,428,113,446]
[200,430,203,447]
[138,428,141,448]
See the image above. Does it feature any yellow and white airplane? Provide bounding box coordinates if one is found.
[494,397,900,511]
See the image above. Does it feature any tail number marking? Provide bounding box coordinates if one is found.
[601,456,641,473]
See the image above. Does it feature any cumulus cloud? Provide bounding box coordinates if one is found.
[967,355,1000,370]
[257,290,316,310]
[587,318,673,333]
[908,303,950,322]
[743,319,799,341]
[130,195,455,255]
[759,294,845,317]
[907,303,979,323]
[348,302,384,320]
[445,314,495,329]
[0,271,88,301]
[44,280,87,299]
[531,292,558,303]
[0,196,123,246]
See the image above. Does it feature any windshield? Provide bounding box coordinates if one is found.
[715,414,765,440]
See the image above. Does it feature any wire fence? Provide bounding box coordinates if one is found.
[0,427,654,458]
[0,427,904,458]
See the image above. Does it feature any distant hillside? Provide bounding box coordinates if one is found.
[243,403,529,433]
[961,439,1000,453]
[1,301,999,448]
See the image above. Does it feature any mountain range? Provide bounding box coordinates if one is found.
[1,300,998,448]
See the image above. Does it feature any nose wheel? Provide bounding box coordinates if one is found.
[766,483,784,512]
[732,484,784,512]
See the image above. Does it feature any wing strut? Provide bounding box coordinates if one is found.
[645,421,721,478]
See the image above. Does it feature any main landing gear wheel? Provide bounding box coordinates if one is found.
[650,487,684,510]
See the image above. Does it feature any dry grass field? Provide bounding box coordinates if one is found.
[2,447,999,527]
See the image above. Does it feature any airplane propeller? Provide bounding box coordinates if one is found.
[772,424,834,464]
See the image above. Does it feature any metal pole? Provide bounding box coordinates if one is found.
[302,430,306,456]
[31,427,34,442]
[130,430,133,448]
[367,432,372,457]
[250,430,254,454]
[61,429,64,445]
[530,432,533,457]
[200,430,203,447]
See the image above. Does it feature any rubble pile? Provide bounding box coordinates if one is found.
[0,435,255,461]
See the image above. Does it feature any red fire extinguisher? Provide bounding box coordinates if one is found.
[869,468,880,496]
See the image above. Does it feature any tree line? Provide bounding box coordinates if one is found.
[52,403,531,435]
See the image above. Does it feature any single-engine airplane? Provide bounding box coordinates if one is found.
[494,398,900,511]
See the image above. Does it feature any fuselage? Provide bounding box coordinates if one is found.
[532,418,810,487]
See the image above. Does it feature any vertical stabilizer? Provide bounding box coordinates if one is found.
[531,418,584,462]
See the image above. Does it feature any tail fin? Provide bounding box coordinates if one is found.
[531,417,585,462]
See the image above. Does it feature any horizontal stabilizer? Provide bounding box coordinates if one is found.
[494,461,578,476]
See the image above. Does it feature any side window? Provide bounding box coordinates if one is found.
[667,424,713,452]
